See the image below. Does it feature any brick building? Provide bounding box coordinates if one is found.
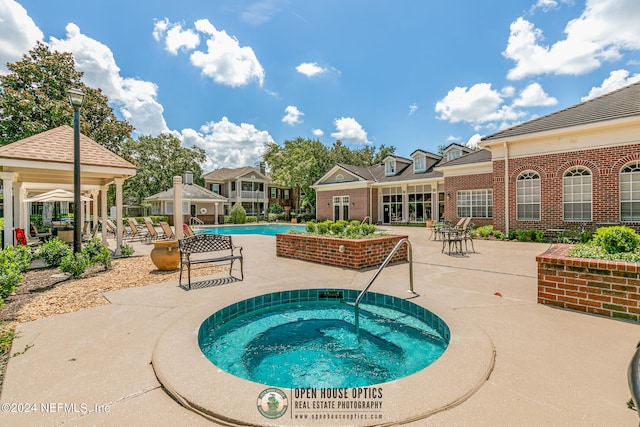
[314,81,640,234]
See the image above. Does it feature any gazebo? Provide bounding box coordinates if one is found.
[0,125,137,252]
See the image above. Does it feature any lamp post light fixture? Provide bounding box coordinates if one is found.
[68,88,85,253]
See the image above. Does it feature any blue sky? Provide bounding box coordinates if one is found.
[1,0,639,172]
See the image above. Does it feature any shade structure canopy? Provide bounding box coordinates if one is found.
[24,189,92,203]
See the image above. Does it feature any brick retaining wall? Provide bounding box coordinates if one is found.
[537,244,640,322]
[276,233,408,270]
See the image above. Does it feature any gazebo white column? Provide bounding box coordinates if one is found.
[100,185,109,245]
[17,186,27,233]
[114,178,124,255]
[1,172,17,247]
[214,202,219,225]
[91,189,99,234]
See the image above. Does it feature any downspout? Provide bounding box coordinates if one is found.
[504,141,509,236]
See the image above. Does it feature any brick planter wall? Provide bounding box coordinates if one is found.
[276,233,409,270]
[537,244,640,322]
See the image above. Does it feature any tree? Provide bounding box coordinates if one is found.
[120,134,207,201]
[263,137,331,211]
[0,42,133,151]
[263,137,396,211]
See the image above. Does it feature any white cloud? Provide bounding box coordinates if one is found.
[312,128,324,137]
[530,0,559,13]
[465,133,482,148]
[330,117,370,145]
[153,18,264,87]
[189,19,264,87]
[504,0,640,80]
[582,69,640,100]
[0,0,43,74]
[153,18,200,55]
[408,103,418,115]
[446,135,460,143]
[49,23,169,136]
[180,117,273,170]
[296,62,326,77]
[282,105,303,125]
[436,83,510,124]
[513,82,558,107]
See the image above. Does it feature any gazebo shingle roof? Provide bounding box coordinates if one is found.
[0,125,136,169]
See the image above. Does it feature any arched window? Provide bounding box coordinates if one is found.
[516,171,540,220]
[620,161,640,221]
[563,167,592,221]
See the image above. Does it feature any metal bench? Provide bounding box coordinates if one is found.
[178,234,243,289]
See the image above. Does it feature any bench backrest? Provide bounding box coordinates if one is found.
[179,234,234,254]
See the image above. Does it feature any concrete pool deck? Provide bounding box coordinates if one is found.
[1,226,639,426]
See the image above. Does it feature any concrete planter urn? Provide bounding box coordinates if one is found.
[150,239,180,271]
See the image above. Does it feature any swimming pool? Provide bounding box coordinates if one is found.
[199,290,449,389]
[197,223,306,236]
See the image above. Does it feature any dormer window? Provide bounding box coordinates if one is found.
[447,150,461,161]
[414,155,426,172]
[385,159,396,176]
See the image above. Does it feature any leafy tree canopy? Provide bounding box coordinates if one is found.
[0,42,133,152]
[263,137,395,210]
[120,133,207,201]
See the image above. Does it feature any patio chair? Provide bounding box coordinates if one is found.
[183,223,195,237]
[159,221,175,239]
[144,219,159,241]
[126,218,150,242]
[31,224,52,242]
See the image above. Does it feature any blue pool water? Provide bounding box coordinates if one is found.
[198,290,449,389]
[196,224,306,236]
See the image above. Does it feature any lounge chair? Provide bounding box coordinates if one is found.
[105,218,132,239]
[144,219,159,241]
[159,221,175,239]
[126,218,150,242]
[183,223,195,237]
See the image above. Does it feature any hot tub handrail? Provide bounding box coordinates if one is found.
[354,237,415,330]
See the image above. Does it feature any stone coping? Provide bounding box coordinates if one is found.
[152,284,495,426]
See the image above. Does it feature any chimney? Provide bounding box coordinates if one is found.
[184,171,193,185]
[259,162,266,174]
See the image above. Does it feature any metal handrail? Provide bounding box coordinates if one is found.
[628,343,640,416]
[354,237,415,330]
[190,216,204,226]
[361,216,371,225]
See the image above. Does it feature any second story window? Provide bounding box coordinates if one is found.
[414,156,425,172]
[385,160,396,176]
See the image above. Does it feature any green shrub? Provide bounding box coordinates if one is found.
[246,216,257,223]
[119,244,134,257]
[330,221,346,235]
[515,230,530,241]
[82,239,112,269]
[268,213,278,222]
[306,221,317,233]
[530,229,546,242]
[269,203,284,214]
[1,245,32,273]
[592,226,640,254]
[229,203,247,224]
[60,252,90,279]
[474,225,494,238]
[40,238,71,267]
[316,221,330,235]
[493,230,505,240]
